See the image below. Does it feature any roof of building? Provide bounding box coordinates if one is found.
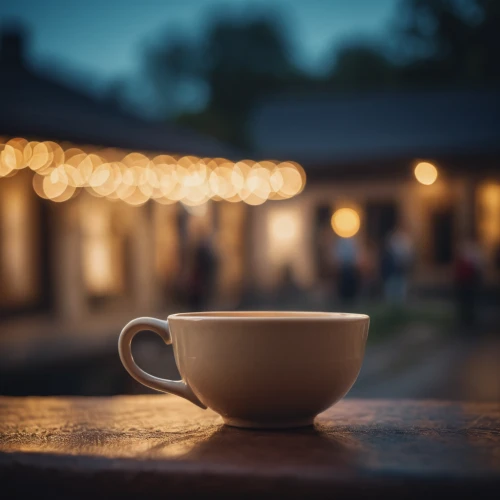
[249,89,500,167]
[0,30,238,159]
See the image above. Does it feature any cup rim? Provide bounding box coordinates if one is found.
[168,311,369,321]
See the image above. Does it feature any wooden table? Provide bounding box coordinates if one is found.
[0,396,499,498]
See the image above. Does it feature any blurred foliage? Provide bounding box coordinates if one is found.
[145,16,308,146]
[391,0,500,87]
[362,302,454,343]
[143,0,500,147]
[329,45,398,90]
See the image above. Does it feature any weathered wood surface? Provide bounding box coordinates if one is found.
[0,396,499,498]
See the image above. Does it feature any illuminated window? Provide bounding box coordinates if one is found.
[0,174,40,308]
[266,205,305,288]
[478,182,500,271]
[81,201,124,297]
[268,208,302,259]
[478,183,500,246]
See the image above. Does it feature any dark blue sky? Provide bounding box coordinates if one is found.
[1,0,398,91]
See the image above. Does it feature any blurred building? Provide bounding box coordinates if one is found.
[2,26,500,341]
[0,30,246,333]
[249,91,500,293]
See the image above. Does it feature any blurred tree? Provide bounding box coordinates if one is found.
[202,17,307,146]
[396,0,500,86]
[146,38,206,118]
[104,80,129,111]
[329,44,398,90]
[142,1,499,146]
[328,0,500,90]
[207,18,295,112]
[145,16,308,147]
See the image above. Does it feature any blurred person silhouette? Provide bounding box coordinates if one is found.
[276,264,305,309]
[454,239,483,328]
[280,264,297,292]
[495,243,500,271]
[381,228,414,304]
[495,243,500,315]
[332,235,361,305]
[186,234,218,311]
[359,239,379,299]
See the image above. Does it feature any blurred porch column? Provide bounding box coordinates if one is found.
[129,204,156,314]
[457,176,478,241]
[51,200,87,322]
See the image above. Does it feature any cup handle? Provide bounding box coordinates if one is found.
[118,317,206,409]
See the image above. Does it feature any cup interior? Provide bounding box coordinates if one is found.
[169,311,369,320]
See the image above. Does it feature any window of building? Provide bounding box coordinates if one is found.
[82,201,125,298]
[477,182,500,271]
[0,174,42,312]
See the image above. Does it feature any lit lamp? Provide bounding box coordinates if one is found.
[414,161,438,185]
[331,208,360,238]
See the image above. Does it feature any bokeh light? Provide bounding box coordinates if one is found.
[1,137,307,206]
[414,161,438,185]
[331,208,361,238]
[28,142,51,172]
[269,211,298,243]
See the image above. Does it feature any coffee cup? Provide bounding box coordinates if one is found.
[118,311,369,429]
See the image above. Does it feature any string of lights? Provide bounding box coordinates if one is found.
[0,137,306,206]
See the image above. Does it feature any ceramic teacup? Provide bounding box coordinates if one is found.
[118,311,369,429]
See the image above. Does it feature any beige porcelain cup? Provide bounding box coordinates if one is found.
[118,311,369,429]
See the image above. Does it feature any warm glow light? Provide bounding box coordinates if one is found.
[45,141,65,170]
[28,142,52,172]
[81,201,124,295]
[266,206,304,273]
[32,173,49,199]
[478,182,500,247]
[1,141,25,175]
[414,161,438,185]
[4,138,26,170]
[276,163,302,198]
[269,211,298,243]
[182,202,208,217]
[64,164,85,188]
[0,146,14,177]
[123,187,150,206]
[43,169,68,199]
[0,180,38,303]
[1,137,306,206]
[90,163,114,195]
[122,152,149,168]
[331,208,360,238]
[51,184,78,203]
[246,166,271,202]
